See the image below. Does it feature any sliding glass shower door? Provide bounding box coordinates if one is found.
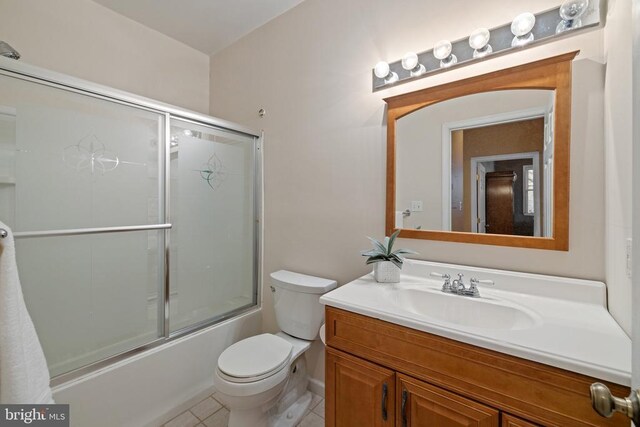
[0,65,259,380]
[169,119,257,333]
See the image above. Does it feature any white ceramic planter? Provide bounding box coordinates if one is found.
[373,261,401,283]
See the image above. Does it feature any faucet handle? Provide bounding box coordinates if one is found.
[468,278,494,297]
[431,272,452,293]
[470,278,494,286]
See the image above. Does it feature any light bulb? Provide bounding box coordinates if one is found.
[560,0,589,20]
[433,40,452,60]
[373,61,398,84]
[433,40,457,68]
[556,0,590,33]
[374,61,390,79]
[469,28,492,58]
[511,12,536,36]
[401,52,418,70]
[469,28,490,50]
[401,52,426,77]
[511,12,536,47]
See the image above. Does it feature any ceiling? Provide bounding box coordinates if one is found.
[93,0,305,55]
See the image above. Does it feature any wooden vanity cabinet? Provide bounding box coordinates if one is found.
[501,413,542,427]
[324,307,629,427]
[326,348,395,427]
[397,374,499,427]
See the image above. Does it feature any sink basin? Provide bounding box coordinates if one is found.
[388,287,539,330]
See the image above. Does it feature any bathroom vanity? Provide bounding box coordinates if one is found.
[320,260,631,426]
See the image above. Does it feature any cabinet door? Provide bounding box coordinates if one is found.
[502,413,541,427]
[397,374,499,427]
[326,347,395,427]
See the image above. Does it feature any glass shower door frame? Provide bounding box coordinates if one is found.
[0,58,262,385]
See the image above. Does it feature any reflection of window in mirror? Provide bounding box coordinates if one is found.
[523,165,535,216]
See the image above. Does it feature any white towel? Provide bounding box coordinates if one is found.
[0,221,54,404]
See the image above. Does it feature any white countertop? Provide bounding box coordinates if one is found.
[320,259,632,386]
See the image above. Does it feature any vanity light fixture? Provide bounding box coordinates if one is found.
[468,28,492,58]
[511,12,536,47]
[371,2,601,91]
[401,52,426,77]
[556,0,590,33]
[374,61,399,85]
[433,40,457,68]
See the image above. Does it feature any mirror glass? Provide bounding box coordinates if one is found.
[395,90,555,237]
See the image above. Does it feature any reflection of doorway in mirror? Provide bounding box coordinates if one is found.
[470,156,539,236]
[449,117,545,237]
[477,163,486,233]
[441,102,553,237]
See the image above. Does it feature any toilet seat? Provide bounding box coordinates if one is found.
[217,333,293,383]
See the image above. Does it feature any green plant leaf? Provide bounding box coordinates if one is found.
[387,229,401,256]
[389,253,404,264]
[366,236,387,254]
[361,249,384,257]
[392,248,418,256]
[365,255,389,264]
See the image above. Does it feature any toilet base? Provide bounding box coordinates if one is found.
[269,391,312,427]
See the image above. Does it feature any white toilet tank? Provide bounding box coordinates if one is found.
[270,270,337,340]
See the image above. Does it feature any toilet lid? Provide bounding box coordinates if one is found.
[218,333,293,380]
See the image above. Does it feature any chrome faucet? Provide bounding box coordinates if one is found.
[431,272,494,298]
[451,273,465,293]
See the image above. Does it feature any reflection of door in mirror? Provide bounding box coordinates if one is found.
[485,171,516,235]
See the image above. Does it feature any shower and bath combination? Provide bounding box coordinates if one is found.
[0,55,260,384]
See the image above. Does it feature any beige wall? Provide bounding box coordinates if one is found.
[209,0,611,385]
[604,0,633,334]
[0,0,210,113]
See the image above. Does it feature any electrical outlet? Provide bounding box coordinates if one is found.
[411,200,423,212]
[626,238,632,278]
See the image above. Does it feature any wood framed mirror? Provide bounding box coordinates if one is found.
[385,51,578,250]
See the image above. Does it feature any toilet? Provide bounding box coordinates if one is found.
[213,270,337,427]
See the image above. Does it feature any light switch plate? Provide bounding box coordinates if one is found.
[411,201,423,212]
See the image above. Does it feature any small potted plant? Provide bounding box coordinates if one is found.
[361,230,417,283]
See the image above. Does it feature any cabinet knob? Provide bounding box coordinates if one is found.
[590,383,640,425]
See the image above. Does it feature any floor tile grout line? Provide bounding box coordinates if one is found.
[189,401,226,422]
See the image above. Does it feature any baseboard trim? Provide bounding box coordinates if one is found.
[308,377,325,398]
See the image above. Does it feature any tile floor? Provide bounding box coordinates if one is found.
[162,391,325,427]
